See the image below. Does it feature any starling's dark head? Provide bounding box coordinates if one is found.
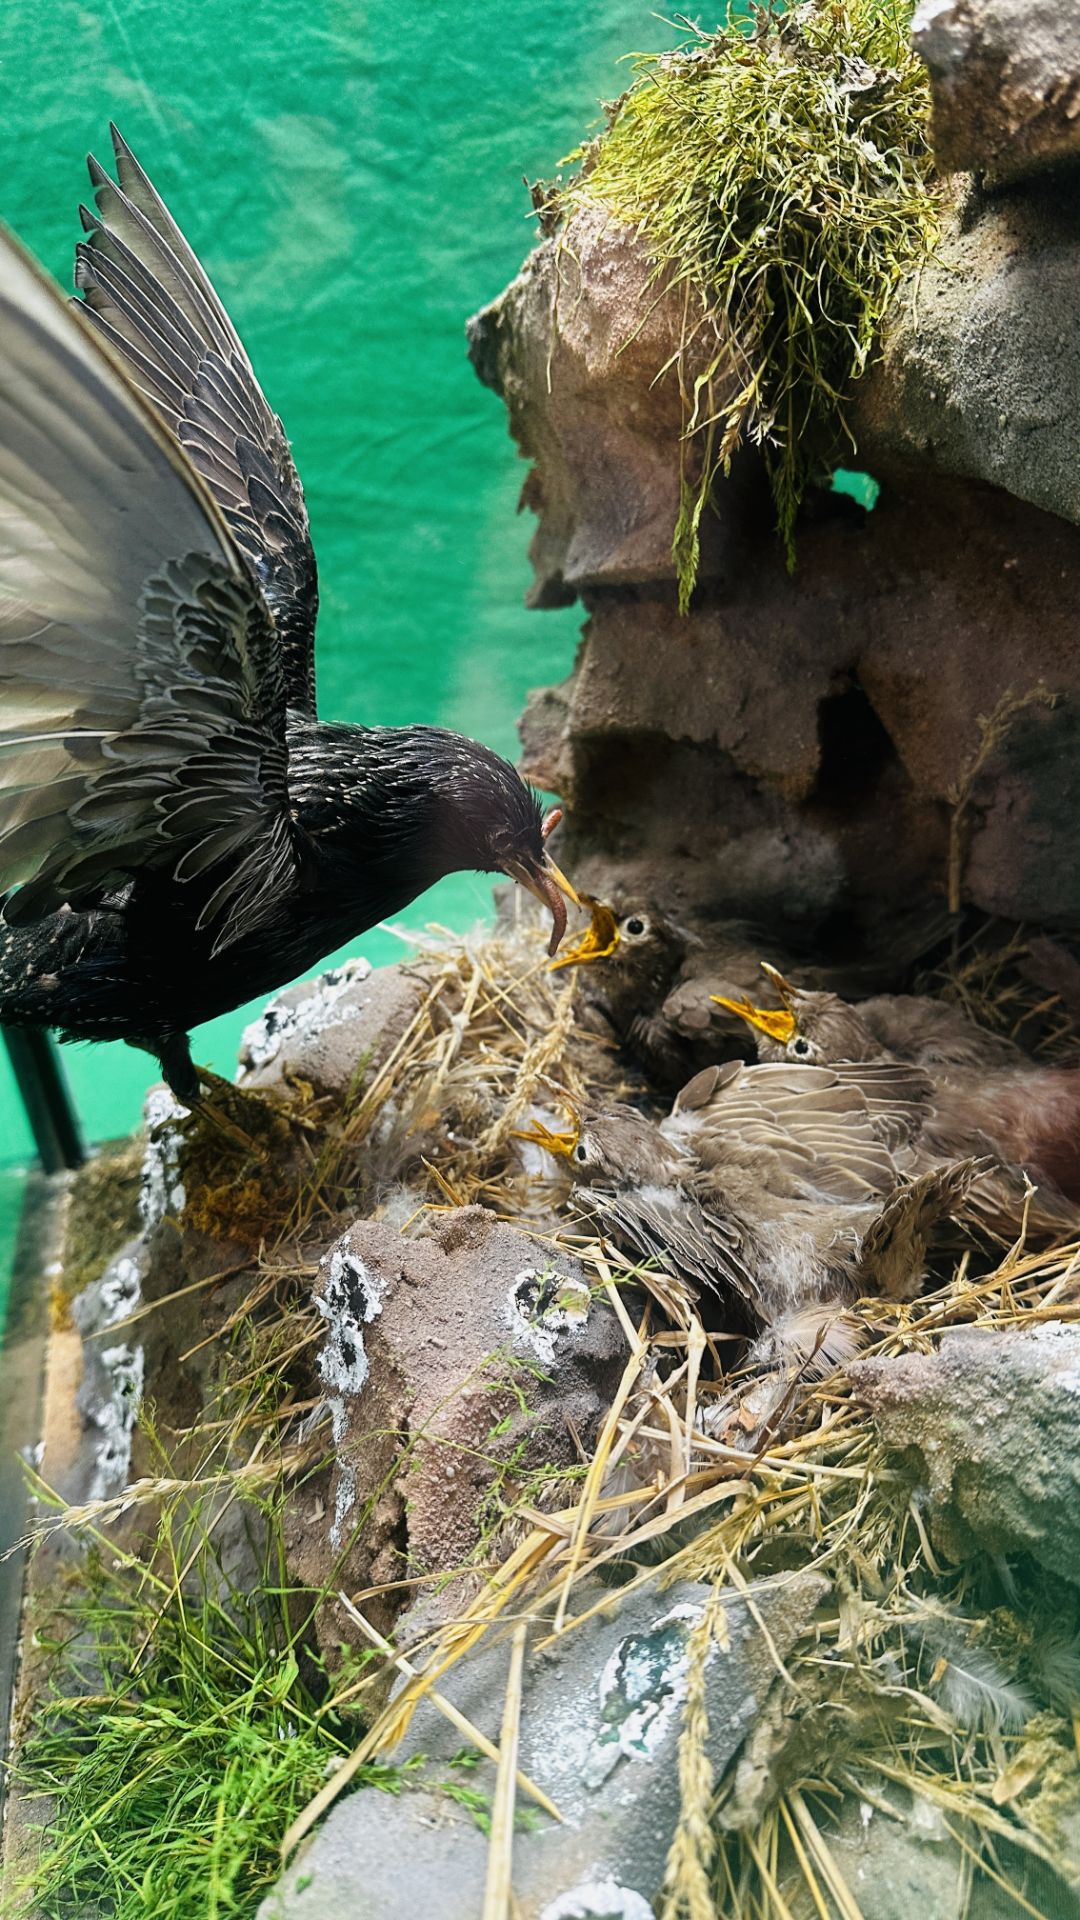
[424,734,578,956]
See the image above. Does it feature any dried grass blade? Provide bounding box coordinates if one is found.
[550,1274,648,1632]
[481,1620,529,1920]
[788,1791,866,1920]
[339,1595,561,1824]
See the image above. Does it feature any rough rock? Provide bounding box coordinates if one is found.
[777,1782,1062,1919]
[473,186,1080,951]
[850,1321,1080,1584]
[237,957,427,1099]
[259,1568,828,1920]
[856,180,1080,531]
[69,1240,146,1504]
[913,0,1080,184]
[468,205,752,605]
[518,482,1080,938]
[286,1207,628,1645]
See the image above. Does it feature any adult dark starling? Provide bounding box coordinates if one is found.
[717,967,1080,1217]
[0,128,578,1107]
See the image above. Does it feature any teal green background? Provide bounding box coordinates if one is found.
[0,0,672,1187]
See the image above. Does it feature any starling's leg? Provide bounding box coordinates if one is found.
[152,1032,270,1162]
[155,1031,201,1107]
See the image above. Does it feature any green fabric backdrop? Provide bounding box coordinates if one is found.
[0,0,668,1170]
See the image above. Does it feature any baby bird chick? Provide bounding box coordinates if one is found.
[720,966,1080,1221]
[557,898,799,1090]
[535,1066,979,1329]
[558,897,950,1094]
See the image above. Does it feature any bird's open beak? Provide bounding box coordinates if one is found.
[758,961,798,1003]
[711,994,798,1045]
[511,1117,580,1156]
[510,855,581,957]
[712,963,799,1045]
[549,895,620,971]
[505,807,581,957]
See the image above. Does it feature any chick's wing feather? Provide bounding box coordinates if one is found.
[574,1180,760,1311]
[665,1061,932,1203]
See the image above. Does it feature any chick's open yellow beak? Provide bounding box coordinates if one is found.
[711,994,798,1046]
[758,961,798,1002]
[511,1118,580,1157]
[712,957,802,1043]
[550,895,620,971]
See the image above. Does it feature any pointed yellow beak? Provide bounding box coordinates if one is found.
[506,805,582,957]
[712,957,801,1043]
[549,895,620,971]
[758,961,798,1002]
[511,1118,580,1157]
[711,994,798,1045]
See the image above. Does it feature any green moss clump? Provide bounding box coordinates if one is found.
[556,0,941,602]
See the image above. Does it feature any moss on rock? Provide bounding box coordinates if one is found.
[555,0,942,598]
[55,1139,143,1326]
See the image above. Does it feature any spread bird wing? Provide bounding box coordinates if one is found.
[667,1060,932,1203]
[72,124,318,714]
[855,1159,984,1301]
[0,224,298,953]
[574,1181,761,1314]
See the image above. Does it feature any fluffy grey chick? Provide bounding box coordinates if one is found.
[535,1082,978,1329]
[559,898,797,1090]
[719,967,1080,1228]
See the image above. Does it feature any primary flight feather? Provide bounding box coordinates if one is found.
[0,126,577,1104]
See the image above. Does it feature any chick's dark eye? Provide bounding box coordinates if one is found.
[791,1037,811,1057]
[624,916,647,938]
[574,1143,588,1163]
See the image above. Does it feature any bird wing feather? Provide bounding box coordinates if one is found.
[666,1060,932,1203]
[0,224,296,952]
[73,125,318,713]
[575,1180,760,1311]
[854,1158,984,1299]
[832,1060,934,1152]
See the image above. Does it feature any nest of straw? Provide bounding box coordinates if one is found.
[15,914,1080,1920]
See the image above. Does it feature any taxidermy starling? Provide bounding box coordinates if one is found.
[717,966,1080,1217]
[0,128,578,1107]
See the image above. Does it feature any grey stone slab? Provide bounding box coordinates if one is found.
[260,1568,827,1919]
[852,1320,1080,1584]
[913,0,1080,185]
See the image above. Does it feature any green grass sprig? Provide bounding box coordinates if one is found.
[556,1,941,602]
[5,1501,407,1920]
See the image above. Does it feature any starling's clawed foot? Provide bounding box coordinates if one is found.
[147,1036,269,1160]
[191,1076,272,1163]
